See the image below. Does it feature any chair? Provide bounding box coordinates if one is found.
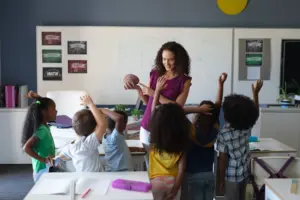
[46,90,86,118]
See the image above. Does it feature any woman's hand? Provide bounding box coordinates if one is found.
[124,80,136,90]
[139,83,154,97]
[156,76,167,92]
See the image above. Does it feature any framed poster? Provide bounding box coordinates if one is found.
[42,67,62,81]
[68,41,87,54]
[42,49,62,63]
[68,60,87,73]
[42,32,61,45]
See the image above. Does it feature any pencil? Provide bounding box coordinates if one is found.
[81,188,91,199]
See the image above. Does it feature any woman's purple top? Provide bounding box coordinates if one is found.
[141,70,191,131]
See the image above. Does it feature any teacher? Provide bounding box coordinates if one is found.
[125,41,192,167]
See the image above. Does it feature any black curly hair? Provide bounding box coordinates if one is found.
[223,94,259,131]
[21,98,55,146]
[194,100,219,129]
[154,41,191,76]
[107,110,128,131]
[150,103,190,154]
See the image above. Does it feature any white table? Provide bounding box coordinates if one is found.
[24,172,153,200]
[265,178,300,200]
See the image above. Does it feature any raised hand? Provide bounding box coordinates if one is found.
[80,94,94,107]
[252,80,263,95]
[219,73,228,85]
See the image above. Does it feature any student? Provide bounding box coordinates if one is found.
[58,94,107,172]
[22,91,57,182]
[217,80,263,200]
[181,73,227,200]
[100,108,133,171]
[148,76,190,200]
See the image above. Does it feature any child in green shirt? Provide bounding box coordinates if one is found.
[22,91,57,182]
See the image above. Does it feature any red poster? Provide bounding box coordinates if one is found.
[42,32,61,45]
[68,60,87,73]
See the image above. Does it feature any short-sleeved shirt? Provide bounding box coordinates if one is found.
[32,125,55,173]
[102,129,133,171]
[141,70,191,131]
[216,124,251,182]
[149,148,182,179]
[61,133,102,172]
[186,122,219,174]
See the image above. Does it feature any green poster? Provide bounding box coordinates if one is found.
[245,54,263,66]
[42,49,62,63]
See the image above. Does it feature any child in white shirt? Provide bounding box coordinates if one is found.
[58,94,107,172]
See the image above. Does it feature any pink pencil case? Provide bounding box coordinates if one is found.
[112,179,152,192]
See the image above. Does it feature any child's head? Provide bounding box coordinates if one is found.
[72,109,97,137]
[155,41,191,76]
[107,110,128,132]
[150,103,190,154]
[223,94,259,130]
[194,101,219,128]
[21,98,56,146]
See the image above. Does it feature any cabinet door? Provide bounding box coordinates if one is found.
[0,110,31,164]
[260,112,300,156]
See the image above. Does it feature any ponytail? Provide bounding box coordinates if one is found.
[21,97,54,146]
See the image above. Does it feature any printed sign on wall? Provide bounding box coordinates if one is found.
[42,67,62,81]
[68,41,87,54]
[68,60,87,73]
[42,32,61,45]
[42,49,62,63]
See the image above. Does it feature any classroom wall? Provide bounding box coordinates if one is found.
[2,0,300,92]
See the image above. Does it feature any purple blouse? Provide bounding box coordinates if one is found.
[141,70,191,131]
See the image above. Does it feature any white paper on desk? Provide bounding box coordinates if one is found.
[126,140,143,148]
[75,178,110,195]
[31,178,74,194]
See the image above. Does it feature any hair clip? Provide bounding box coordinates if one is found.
[36,100,41,104]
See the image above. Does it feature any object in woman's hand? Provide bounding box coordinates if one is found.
[123,74,140,89]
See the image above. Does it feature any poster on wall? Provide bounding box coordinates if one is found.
[42,49,62,63]
[68,41,87,54]
[42,67,62,81]
[68,60,87,73]
[42,32,61,45]
[238,38,271,81]
[246,40,263,52]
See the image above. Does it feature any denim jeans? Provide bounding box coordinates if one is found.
[181,172,215,200]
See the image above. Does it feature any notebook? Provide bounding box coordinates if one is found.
[31,177,111,195]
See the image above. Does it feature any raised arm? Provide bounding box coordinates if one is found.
[252,80,263,108]
[100,108,125,133]
[151,76,167,113]
[183,104,213,115]
[215,73,227,108]
[80,95,107,142]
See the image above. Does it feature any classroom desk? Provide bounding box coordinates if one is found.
[24,172,153,200]
[265,178,300,200]
[214,138,298,199]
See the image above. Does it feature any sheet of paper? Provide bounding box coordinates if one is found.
[247,67,261,80]
[76,178,110,195]
[126,140,143,148]
[31,178,73,194]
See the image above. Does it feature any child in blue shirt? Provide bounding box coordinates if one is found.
[100,109,133,171]
[181,73,227,200]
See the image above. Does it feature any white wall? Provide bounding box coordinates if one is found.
[234,28,300,104]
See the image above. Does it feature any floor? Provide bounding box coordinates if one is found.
[0,165,34,200]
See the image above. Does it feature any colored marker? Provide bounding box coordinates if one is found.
[81,188,91,199]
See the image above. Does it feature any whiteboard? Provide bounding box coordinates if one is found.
[37,26,233,104]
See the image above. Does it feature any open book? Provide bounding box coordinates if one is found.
[31,177,110,195]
